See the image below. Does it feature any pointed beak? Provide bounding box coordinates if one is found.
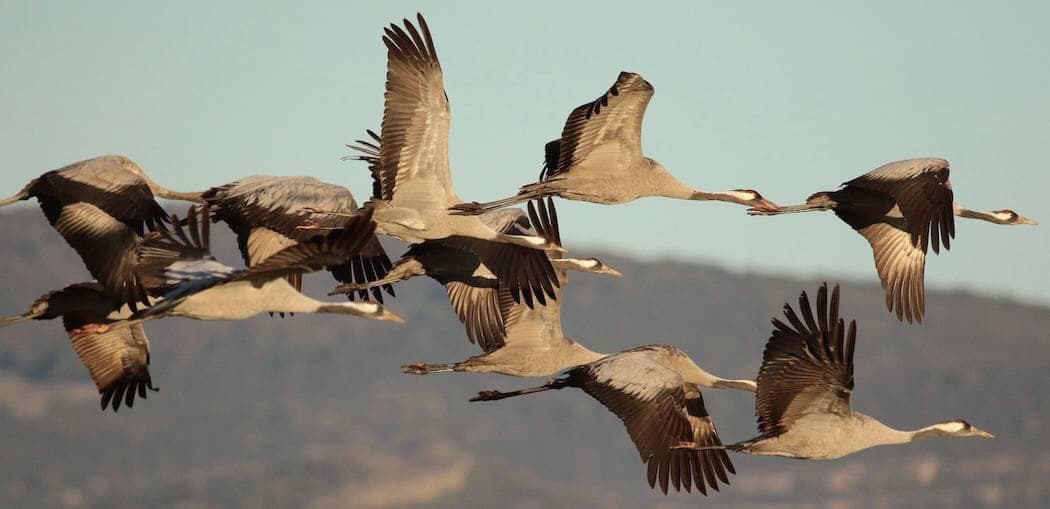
[973,427,995,439]
[380,308,405,325]
[0,314,34,328]
[1018,216,1038,226]
[603,265,623,277]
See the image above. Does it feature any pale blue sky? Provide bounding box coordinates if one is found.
[2,1,1046,304]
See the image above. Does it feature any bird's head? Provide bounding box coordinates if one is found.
[575,257,623,277]
[728,189,780,213]
[616,71,653,92]
[930,418,995,439]
[990,209,1038,225]
[367,303,405,325]
[2,283,111,327]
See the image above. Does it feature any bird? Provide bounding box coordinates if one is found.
[303,16,564,306]
[320,125,563,308]
[449,71,780,214]
[389,197,623,376]
[201,175,395,303]
[0,155,204,310]
[469,344,754,495]
[748,158,1038,323]
[0,282,157,412]
[129,204,403,323]
[678,283,994,460]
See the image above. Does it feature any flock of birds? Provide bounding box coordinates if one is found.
[0,13,1037,497]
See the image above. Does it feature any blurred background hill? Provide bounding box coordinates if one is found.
[1,207,1048,509]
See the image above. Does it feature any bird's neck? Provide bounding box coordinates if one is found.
[566,341,606,366]
[866,418,945,446]
[955,205,1005,224]
[551,258,599,274]
[149,182,205,204]
[682,363,756,391]
[689,190,750,206]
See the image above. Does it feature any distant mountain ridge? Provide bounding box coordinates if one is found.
[1,207,1048,509]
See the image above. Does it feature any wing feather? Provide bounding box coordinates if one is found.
[845,158,954,254]
[755,284,856,437]
[855,222,927,323]
[378,14,456,209]
[40,200,148,311]
[645,386,735,495]
[31,155,170,233]
[65,319,155,412]
[543,72,654,180]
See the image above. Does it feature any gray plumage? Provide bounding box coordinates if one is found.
[130,204,402,324]
[711,283,994,459]
[309,16,562,305]
[470,345,754,495]
[1,155,203,310]
[450,72,779,214]
[201,175,395,303]
[0,282,156,412]
[395,198,622,377]
[338,128,561,307]
[752,158,1037,323]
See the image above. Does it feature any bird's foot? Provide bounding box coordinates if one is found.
[401,362,456,375]
[329,283,366,296]
[294,224,342,233]
[469,390,505,402]
[301,206,355,217]
[448,202,483,215]
[401,362,430,375]
[747,207,778,216]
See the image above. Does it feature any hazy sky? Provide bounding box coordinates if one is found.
[2,1,1047,305]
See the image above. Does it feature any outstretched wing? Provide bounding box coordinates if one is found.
[344,129,384,201]
[646,386,735,495]
[203,175,359,239]
[438,236,557,309]
[445,280,511,352]
[238,207,378,281]
[378,14,457,209]
[542,72,654,180]
[569,349,732,494]
[845,219,927,323]
[756,283,856,437]
[39,199,149,311]
[63,317,156,412]
[844,158,955,254]
[203,175,395,302]
[135,204,213,284]
[32,155,170,233]
[440,205,540,351]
